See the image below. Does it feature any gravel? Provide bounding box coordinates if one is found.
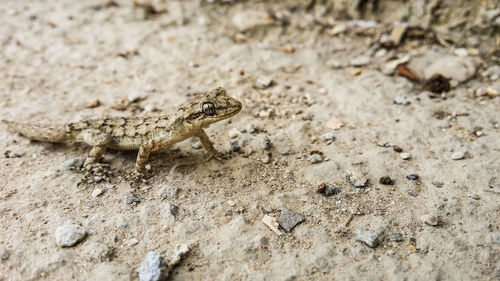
[55,224,86,247]
[354,229,380,248]
[277,208,305,233]
[138,252,169,281]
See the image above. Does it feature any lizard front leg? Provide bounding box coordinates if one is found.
[136,139,173,172]
[196,129,222,161]
[81,129,112,167]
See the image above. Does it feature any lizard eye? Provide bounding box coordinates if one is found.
[202,102,216,115]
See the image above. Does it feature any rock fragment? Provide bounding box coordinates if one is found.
[0,246,9,260]
[406,174,419,181]
[55,224,86,247]
[124,193,140,204]
[379,176,393,185]
[138,252,169,281]
[400,152,411,160]
[421,214,439,226]
[451,151,466,160]
[261,215,282,235]
[91,188,103,197]
[354,229,380,248]
[394,96,410,105]
[309,153,323,164]
[348,172,368,188]
[277,209,305,233]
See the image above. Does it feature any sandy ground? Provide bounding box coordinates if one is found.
[1,1,499,280]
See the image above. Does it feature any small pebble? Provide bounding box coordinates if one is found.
[325,184,341,196]
[321,132,335,144]
[138,252,169,281]
[128,91,141,103]
[229,140,240,152]
[389,234,403,242]
[406,174,419,181]
[317,183,327,193]
[0,247,9,260]
[393,145,403,153]
[354,229,379,248]
[246,124,256,134]
[228,129,240,139]
[261,215,282,235]
[66,157,85,169]
[349,173,368,188]
[261,154,271,164]
[227,200,236,207]
[318,87,327,94]
[400,152,411,160]
[277,208,305,233]
[309,153,323,164]
[432,181,443,188]
[55,224,86,247]
[394,96,410,105]
[451,151,466,160]
[86,99,100,108]
[124,193,140,204]
[91,188,103,197]
[256,77,274,88]
[350,56,371,67]
[191,141,202,149]
[379,176,393,185]
[421,214,439,226]
[260,135,271,150]
[469,194,480,200]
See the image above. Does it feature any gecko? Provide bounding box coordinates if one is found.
[2,87,242,172]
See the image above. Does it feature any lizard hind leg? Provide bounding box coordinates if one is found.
[81,129,112,167]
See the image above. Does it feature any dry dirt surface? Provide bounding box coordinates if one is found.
[1,1,499,280]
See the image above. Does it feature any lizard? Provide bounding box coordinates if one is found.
[2,87,242,172]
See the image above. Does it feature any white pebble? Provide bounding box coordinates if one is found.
[55,224,86,247]
[91,188,103,198]
[451,151,466,160]
[309,154,323,164]
[228,129,240,139]
[128,91,141,102]
[400,152,411,160]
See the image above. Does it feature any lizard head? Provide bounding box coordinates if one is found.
[179,87,242,127]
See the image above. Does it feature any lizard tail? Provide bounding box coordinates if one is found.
[2,120,68,142]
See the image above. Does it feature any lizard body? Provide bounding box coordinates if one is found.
[2,87,242,171]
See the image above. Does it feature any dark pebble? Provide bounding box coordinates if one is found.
[406,174,419,180]
[379,176,393,185]
[389,234,403,242]
[325,185,341,196]
[432,181,443,188]
[317,183,326,193]
[277,209,305,233]
[393,146,403,153]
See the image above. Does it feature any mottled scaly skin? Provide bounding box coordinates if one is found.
[2,87,242,171]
